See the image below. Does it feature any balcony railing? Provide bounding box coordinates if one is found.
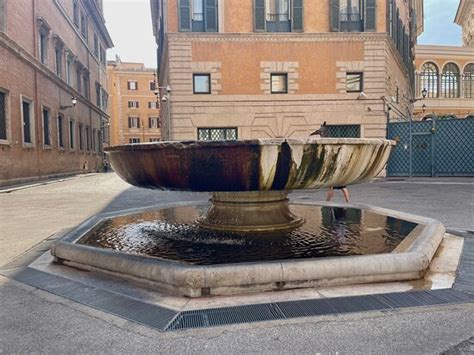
[340,12,363,32]
[265,13,291,32]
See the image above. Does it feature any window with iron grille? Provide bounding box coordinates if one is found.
[346,72,363,92]
[128,117,140,129]
[271,73,288,94]
[326,124,360,138]
[0,91,7,140]
[42,107,51,146]
[57,115,64,149]
[198,127,238,141]
[129,137,140,144]
[441,63,460,98]
[193,74,211,94]
[22,99,33,144]
[463,64,474,98]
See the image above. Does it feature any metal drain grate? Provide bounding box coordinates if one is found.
[454,237,474,294]
[5,268,178,331]
[165,289,474,331]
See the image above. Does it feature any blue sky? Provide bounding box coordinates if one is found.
[103,0,463,68]
[418,0,462,46]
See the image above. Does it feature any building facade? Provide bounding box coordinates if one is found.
[0,0,113,187]
[107,59,162,145]
[413,1,474,119]
[151,0,424,141]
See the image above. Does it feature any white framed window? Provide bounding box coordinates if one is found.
[128,117,140,129]
[148,116,161,129]
[57,114,65,149]
[129,137,140,144]
[69,118,75,150]
[128,101,139,108]
[41,106,52,147]
[0,88,11,145]
[127,80,138,90]
[21,96,35,147]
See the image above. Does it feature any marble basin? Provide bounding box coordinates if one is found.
[105,138,395,192]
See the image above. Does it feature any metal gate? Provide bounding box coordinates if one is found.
[387,117,474,177]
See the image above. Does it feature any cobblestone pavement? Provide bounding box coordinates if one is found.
[0,173,473,353]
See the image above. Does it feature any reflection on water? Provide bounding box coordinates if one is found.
[78,205,418,265]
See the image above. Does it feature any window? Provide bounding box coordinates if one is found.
[149,138,160,142]
[0,90,8,141]
[254,0,302,32]
[462,64,474,98]
[149,117,161,129]
[100,46,106,66]
[331,0,376,32]
[85,125,90,150]
[148,101,158,109]
[83,73,90,99]
[193,74,211,94]
[92,128,96,152]
[271,73,288,94]
[66,55,74,86]
[78,123,83,150]
[39,31,48,65]
[346,72,363,92]
[93,33,99,57]
[128,117,140,129]
[149,81,156,91]
[76,66,82,93]
[198,128,237,141]
[0,0,6,32]
[42,107,51,146]
[69,118,75,149]
[128,101,139,108]
[441,63,460,98]
[127,80,138,90]
[21,98,34,145]
[419,62,439,98]
[54,44,63,77]
[80,12,87,39]
[73,1,79,27]
[57,114,65,149]
[179,0,218,32]
[129,138,140,144]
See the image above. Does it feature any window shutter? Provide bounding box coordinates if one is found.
[331,0,340,32]
[179,0,191,32]
[137,117,141,128]
[205,0,218,32]
[254,0,265,32]
[365,0,376,31]
[148,117,152,128]
[292,0,303,32]
[128,117,131,128]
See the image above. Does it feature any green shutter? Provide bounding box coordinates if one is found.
[292,0,303,32]
[365,0,376,31]
[205,0,218,32]
[179,0,191,31]
[254,0,265,32]
[331,0,340,32]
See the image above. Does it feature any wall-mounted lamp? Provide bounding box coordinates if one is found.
[411,88,427,103]
[60,96,77,110]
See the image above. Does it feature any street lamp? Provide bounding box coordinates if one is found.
[60,96,77,110]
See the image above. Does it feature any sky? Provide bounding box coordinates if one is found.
[103,0,462,69]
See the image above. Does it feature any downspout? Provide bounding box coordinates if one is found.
[33,0,41,177]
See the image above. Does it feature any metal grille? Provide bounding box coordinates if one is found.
[198,127,237,141]
[326,124,360,138]
[387,118,474,177]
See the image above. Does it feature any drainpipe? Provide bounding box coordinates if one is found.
[32,0,41,177]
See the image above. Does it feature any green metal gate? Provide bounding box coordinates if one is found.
[387,117,474,177]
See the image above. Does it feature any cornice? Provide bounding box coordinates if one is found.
[415,44,474,57]
[166,32,390,43]
[81,0,113,48]
[0,32,109,118]
[455,0,473,25]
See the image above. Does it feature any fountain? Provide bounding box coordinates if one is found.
[50,138,445,297]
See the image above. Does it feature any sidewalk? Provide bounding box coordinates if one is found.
[0,173,473,353]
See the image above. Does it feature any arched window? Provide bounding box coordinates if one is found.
[441,63,460,98]
[463,64,474,98]
[420,62,439,98]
